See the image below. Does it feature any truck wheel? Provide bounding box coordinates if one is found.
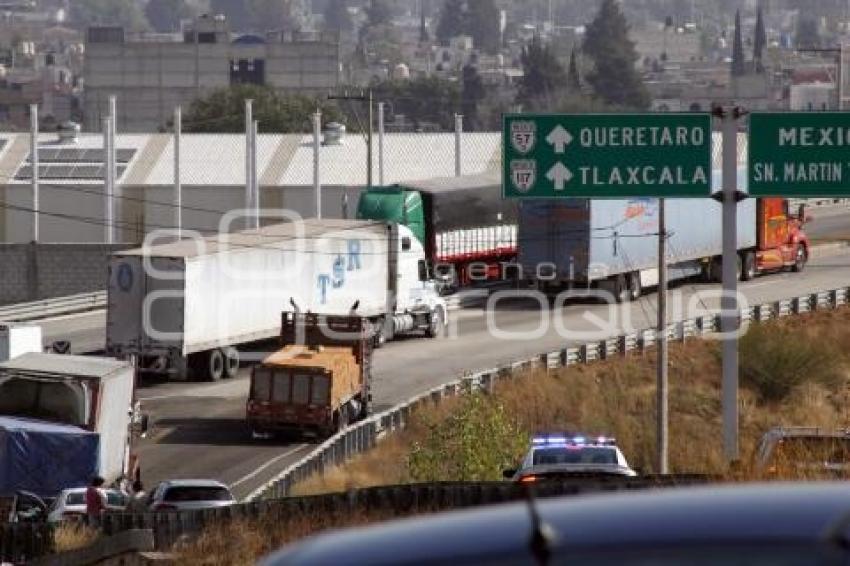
[372,318,387,348]
[792,245,807,272]
[335,404,350,433]
[628,272,642,300]
[740,251,757,281]
[426,308,445,338]
[223,347,239,379]
[206,349,225,382]
[613,274,630,303]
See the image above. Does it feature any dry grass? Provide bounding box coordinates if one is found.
[294,308,850,491]
[52,521,100,553]
[178,510,404,566]
[178,308,850,563]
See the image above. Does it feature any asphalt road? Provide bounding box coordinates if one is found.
[29,206,850,500]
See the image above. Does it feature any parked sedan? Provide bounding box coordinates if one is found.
[261,483,850,565]
[46,488,129,523]
[147,479,235,512]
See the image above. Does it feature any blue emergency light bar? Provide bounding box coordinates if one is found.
[532,433,617,446]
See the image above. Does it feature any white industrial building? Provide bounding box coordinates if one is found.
[0,128,501,243]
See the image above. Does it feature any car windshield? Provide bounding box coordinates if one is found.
[65,492,85,506]
[772,437,850,465]
[163,486,232,502]
[106,492,128,506]
[532,446,618,466]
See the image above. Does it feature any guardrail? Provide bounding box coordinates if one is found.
[3,475,713,560]
[0,291,107,322]
[246,286,850,501]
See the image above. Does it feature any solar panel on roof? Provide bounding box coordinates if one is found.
[83,149,102,161]
[116,149,136,163]
[15,165,32,179]
[42,165,76,179]
[71,164,103,179]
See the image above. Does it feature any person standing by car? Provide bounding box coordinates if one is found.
[85,476,107,518]
[125,480,148,514]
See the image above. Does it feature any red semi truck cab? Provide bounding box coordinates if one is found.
[753,198,810,273]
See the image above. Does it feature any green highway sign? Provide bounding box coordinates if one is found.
[502,113,712,199]
[749,112,850,197]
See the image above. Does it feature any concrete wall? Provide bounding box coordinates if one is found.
[83,40,340,132]
[0,243,134,305]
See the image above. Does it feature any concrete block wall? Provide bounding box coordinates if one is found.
[0,243,135,306]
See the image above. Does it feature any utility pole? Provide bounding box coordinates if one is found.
[103,116,114,244]
[716,105,743,463]
[174,106,182,238]
[252,118,259,229]
[313,109,322,219]
[368,90,373,187]
[377,101,385,185]
[328,91,374,187]
[656,197,668,474]
[30,104,38,243]
[245,99,253,229]
[108,95,117,242]
[454,113,463,177]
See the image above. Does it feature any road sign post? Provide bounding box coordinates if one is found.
[503,113,712,199]
[749,112,850,196]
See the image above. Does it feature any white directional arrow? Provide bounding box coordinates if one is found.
[546,125,573,154]
[546,162,573,190]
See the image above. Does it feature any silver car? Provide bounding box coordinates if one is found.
[147,479,235,512]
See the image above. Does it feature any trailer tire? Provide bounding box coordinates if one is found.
[628,271,642,300]
[223,347,239,379]
[206,349,225,382]
[335,404,350,433]
[740,251,756,281]
[792,245,807,272]
[427,308,445,338]
[372,318,388,348]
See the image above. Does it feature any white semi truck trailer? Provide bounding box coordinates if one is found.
[106,219,447,381]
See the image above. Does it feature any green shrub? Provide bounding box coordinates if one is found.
[738,323,845,403]
[408,394,527,482]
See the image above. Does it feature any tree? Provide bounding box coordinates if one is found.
[461,64,485,130]
[371,76,461,131]
[753,5,766,72]
[567,47,581,90]
[436,0,500,54]
[209,0,295,31]
[731,10,746,77]
[436,0,465,45]
[145,0,195,32]
[70,0,150,30]
[247,0,296,31]
[582,0,650,109]
[365,0,393,27]
[517,35,568,109]
[183,85,342,133]
[796,17,820,49]
[466,0,500,54]
[324,0,352,34]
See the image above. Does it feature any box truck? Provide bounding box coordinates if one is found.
[107,219,447,381]
[0,323,42,363]
[357,173,518,291]
[247,313,372,438]
[518,189,809,300]
[0,353,141,498]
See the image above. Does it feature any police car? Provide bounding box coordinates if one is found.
[504,433,637,483]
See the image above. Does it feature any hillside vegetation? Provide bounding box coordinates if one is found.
[295,308,850,493]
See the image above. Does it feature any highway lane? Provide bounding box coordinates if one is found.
[23,206,850,498]
[33,204,850,355]
[134,245,850,498]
